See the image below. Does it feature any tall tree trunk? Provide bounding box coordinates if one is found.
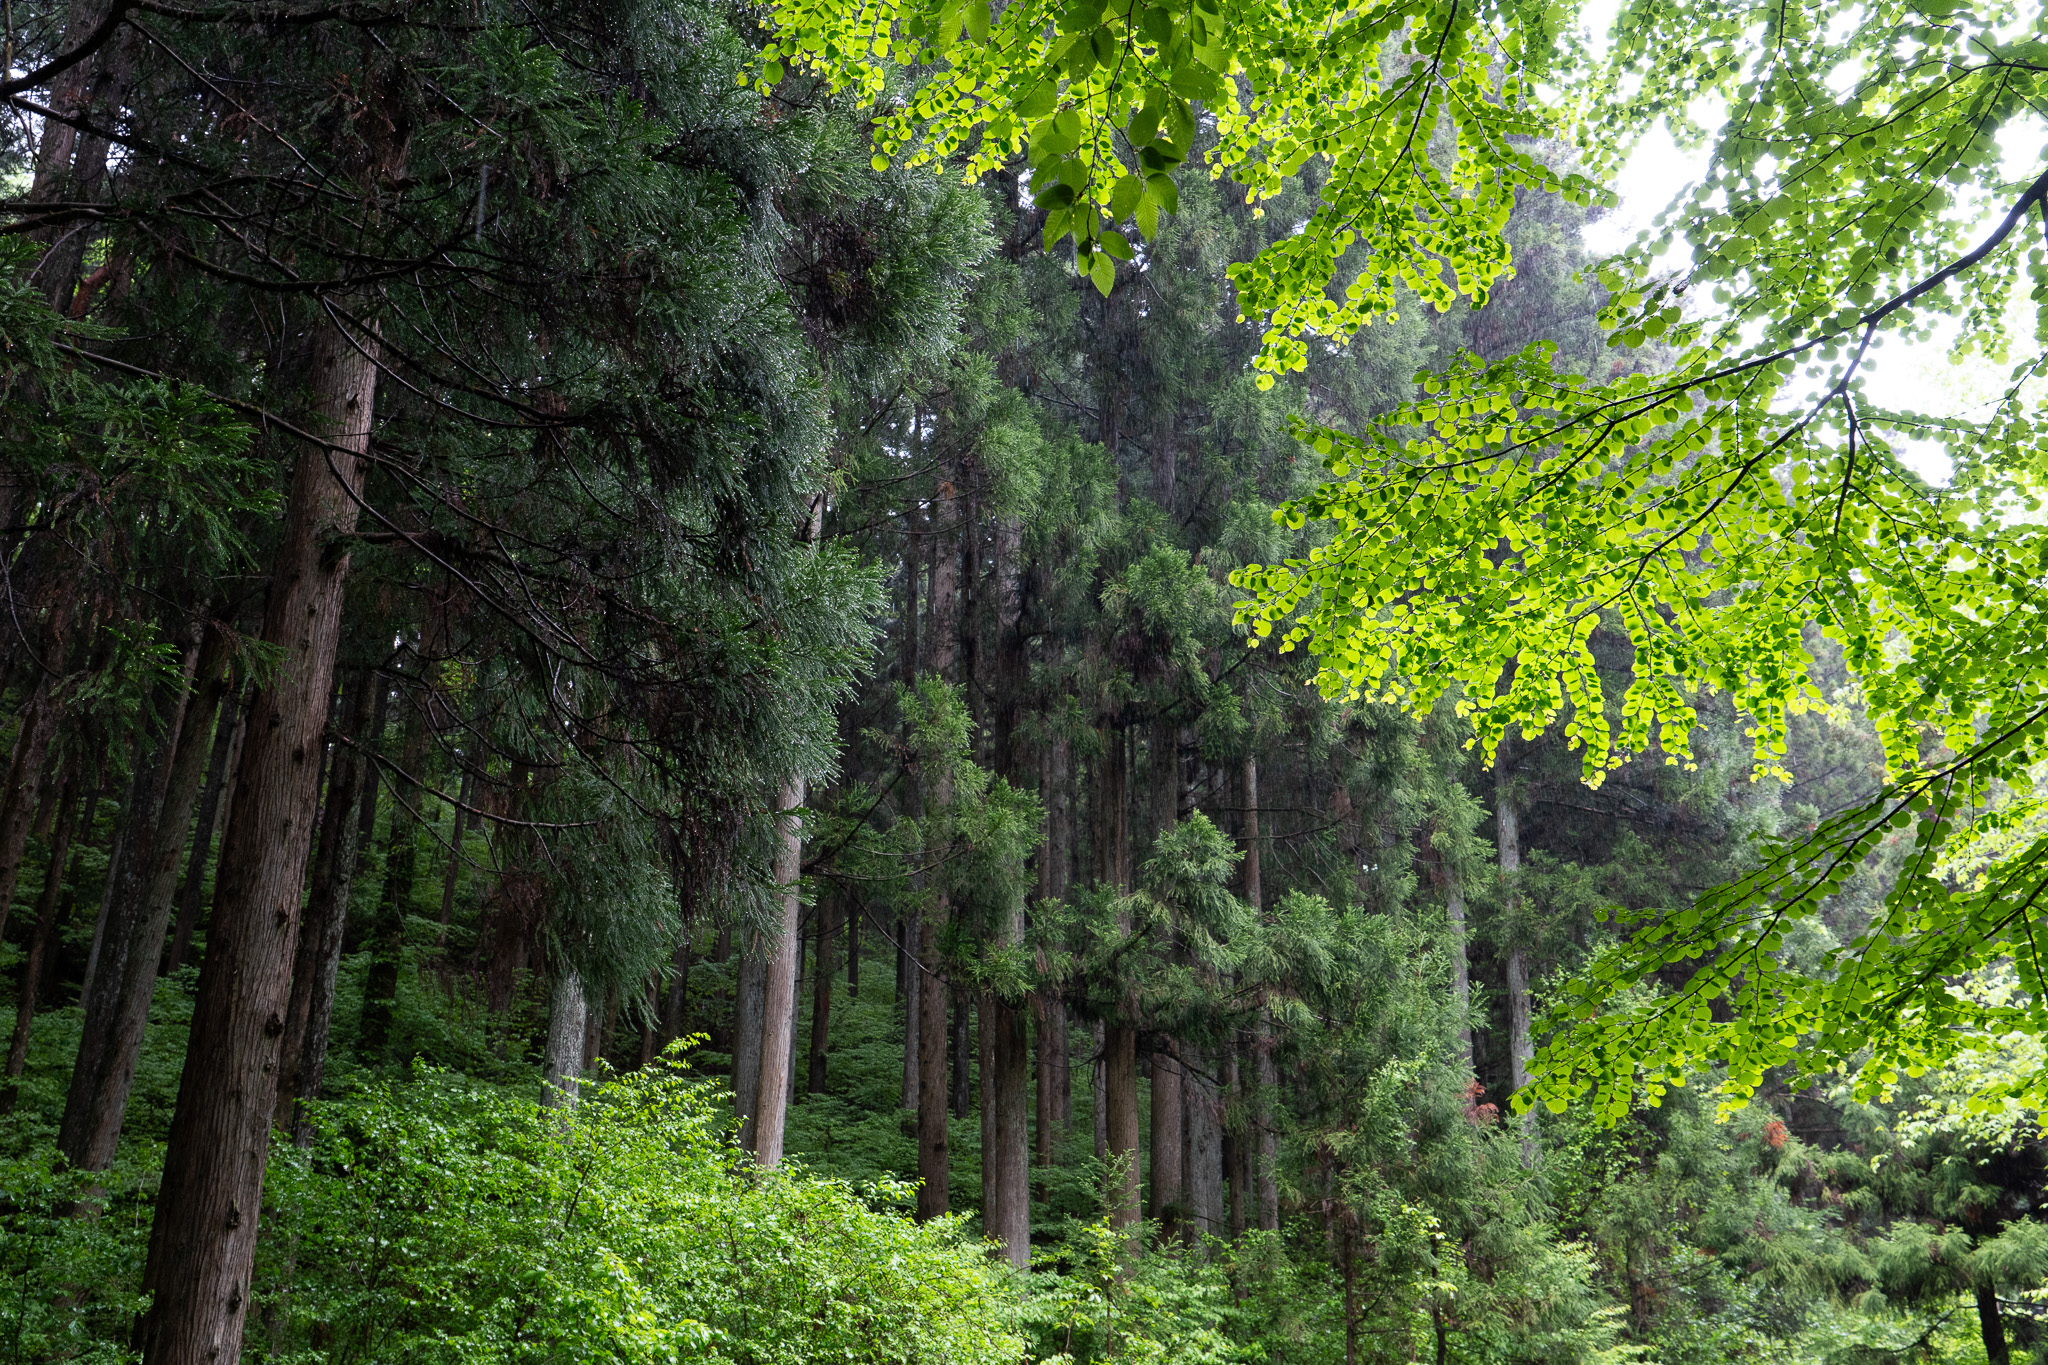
[277,669,378,1137]
[1097,724,1141,1229]
[136,313,380,1365]
[845,899,859,997]
[357,702,427,1058]
[806,890,836,1093]
[435,763,471,945]
[1224,1048,1246,1241]
[750,776,805,1166]
[1103,1022,1140,1229]
[166,696,246,975]
[1496,750,1533,1101]
[1150,1038,1184,1238]
[540,965,587,1108]
[2,767,85,1107]
[1185,1044,1224,1246]
[1448,868,1473,1069]
[901,910,921,1111]
[59,634,203,1176]
[0,599,74,947]
[987,987,1030,1266]
[1037,732,1072,1156]
[733,948,766,1128]
[1244,754,1279,1233]
[915,483,960,1220]
[1978,1282,2010,1365]
[950,987,971,1118]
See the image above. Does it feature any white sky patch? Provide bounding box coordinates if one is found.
[1564,43,2048,489]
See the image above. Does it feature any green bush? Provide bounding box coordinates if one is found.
[252,1056,1024,1364]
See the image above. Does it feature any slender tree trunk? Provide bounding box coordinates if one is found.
[1036,732,1072,1163]
[1092,1018,1108,1163]
[901,910,921,1111]
[166,696,246,975]
[915,484,959,1220]
[845,900,859,997]
[357,702,427,1058]
[987,988,1030,1266]
[1224,1048,1246,1241]
[1448,870,1473,1069]
[1244,754,1279,1233]
[0,604,72,946]
[540,965,587,1107]
[950,987,971,1118]
[806,891,836,1093]
[59,635,203,1177]
[733,947,766,1127]
[1150,1038,1184,1239]
[1103,1022,1140,1229]
[1978,1282,2010,1365]
[137,313,381,1365]
[750,776,805,1166]
[436,764,471,945]
[1185,1044,1224,1246]
[916,904,950,1219]
[2,767,84,1107]
[278,670,378,1137]
[1496,749,1534,1137]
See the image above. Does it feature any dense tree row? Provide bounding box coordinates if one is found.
[7,0,2048,1360]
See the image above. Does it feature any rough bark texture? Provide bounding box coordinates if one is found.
[986,991,1030,1265]
[806,892,836,1093]
[1150,1040,1185,1237]
[916,907,950,1219]
[0,620,70,947]
[59,637,202,1175]
[1447,871,1473,1068]
[3,769,84,1104]
[1103,1023,1141,1229]
[136,314,380,1365]
[357,705,428,1058]
[1496,753,1532,1097]
[915,490,959,1221]
[732,949,766,1130]
[901,910,921,1111]
[1244,755,1279,1233]
[278,670,378,1138]
[750,776,805,1167]
[166,697,245,976]
[1185,1045,1224,1245]
[540,966,587,1108]
[1224,1049,1246,1241]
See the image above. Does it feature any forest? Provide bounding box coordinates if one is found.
[4,0,2048,1360]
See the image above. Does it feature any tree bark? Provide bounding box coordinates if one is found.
[0,605,73,946]
[1447,869,1473,1069]
[750,775,805,1166]
[986,989,1030,1266]
[733,947,766,1129]
[916,905,950,1219]
[1224,1048,1246,1241]
[1150,1038,1185,1238]
[1244,754,1279,1233]
[1185,1044,1224,1246]
[2,767,85,1107]
[540,965,587,1108]
[1978,1282,2010,1365]
[59,634,203,1176]
[278,669,378,1138]
[805,890,836,1093]
[435,763,472,945]
[1496,751,1533,1099]
[166,696,246,975]
[136,313,380,1365]
[901,910,921,1111]
[357,701,427,1058]
[1103,1022,1140,1229]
